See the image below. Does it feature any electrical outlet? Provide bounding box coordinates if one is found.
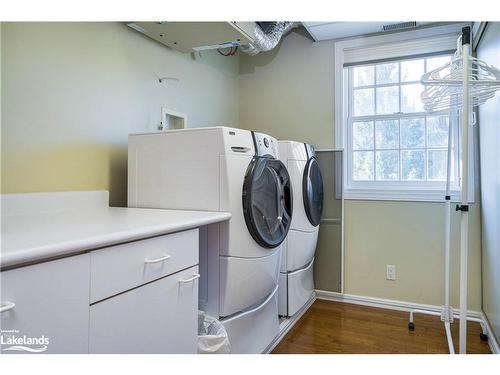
[386,265,396,281]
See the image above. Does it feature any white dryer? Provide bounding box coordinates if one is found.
[278,141,324,317]
[128,127,292,353]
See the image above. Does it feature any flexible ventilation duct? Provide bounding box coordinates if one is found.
[240,22,295,55]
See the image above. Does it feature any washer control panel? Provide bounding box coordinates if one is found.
[253,132,278,158]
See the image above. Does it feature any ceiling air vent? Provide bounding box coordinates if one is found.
[382,22,417,32]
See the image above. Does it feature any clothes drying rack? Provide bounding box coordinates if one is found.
[407,26,500,354]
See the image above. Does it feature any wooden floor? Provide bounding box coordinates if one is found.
[272,300,491,354]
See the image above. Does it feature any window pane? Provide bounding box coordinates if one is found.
[353,65,374,86]
[401,118,425,148]
[353,151,374,180]
[376,150,399,180]
[353,88,375,116]
[428,150,448,181]
[426,55,451,72]
[376,62,399,84]
[375,120,399,149]
[376,86,399,114]
[402,150,425,180]
[353,121,374,150]
[427,116,449,147]
[401,83,424,113]
[401,59,424,82]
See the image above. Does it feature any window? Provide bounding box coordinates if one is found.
[348,55,457,188]
[335,25,475,202]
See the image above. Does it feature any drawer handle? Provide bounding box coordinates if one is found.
[222,285,278,321]
[0,301,16,313]
[179,273,201,284]
[144,255,171,264]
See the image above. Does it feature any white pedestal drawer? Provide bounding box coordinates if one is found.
[89,265,199,354]
[0,255,90,354]
[90,229,198,303]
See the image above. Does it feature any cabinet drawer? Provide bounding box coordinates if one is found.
[1,255,90,354]
[89,265,199,354]
[90,229,198,303]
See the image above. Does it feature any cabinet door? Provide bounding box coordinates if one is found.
[89,266,199,354]
[1,255,90,354]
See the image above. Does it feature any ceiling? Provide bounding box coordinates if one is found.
[302,22,436,41]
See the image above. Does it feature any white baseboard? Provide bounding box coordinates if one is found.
[315,289,482,319]
[481,311,500,354]
[263,294,316,354]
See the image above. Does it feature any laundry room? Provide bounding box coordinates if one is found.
[1,1,499,373]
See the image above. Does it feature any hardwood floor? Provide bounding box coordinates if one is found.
[272,300,491,354]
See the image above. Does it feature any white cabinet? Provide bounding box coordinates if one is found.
[1,230,200,354]
[126,22,255,54]
[0,191,227,354]
[0,255,90,353]
[89,265,199,354]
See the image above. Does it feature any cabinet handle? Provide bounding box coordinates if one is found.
[0,301,15,313]
[179,273,201,283]
[144,255,171,264]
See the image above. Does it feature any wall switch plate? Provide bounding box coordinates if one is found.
[386,265,396,281]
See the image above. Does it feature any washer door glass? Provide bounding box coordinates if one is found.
[303,157,324,227]
[243,156,292,249]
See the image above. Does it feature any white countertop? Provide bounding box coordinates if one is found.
[1,191,231,269]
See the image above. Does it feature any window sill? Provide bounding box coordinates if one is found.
[343,188,473,203]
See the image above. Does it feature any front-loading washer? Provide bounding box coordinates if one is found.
[128,127,292,353]
[278,141,324,317]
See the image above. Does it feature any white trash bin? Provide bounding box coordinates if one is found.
[197,311,231,354]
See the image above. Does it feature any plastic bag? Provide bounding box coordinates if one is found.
[197,310,231,354]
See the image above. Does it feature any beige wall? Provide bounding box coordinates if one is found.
[1,22,239,206]
[2,23,484,310]
[314,151,343,292]
[239,28,482,310]
[477,22,500,341]
[344,200,481,309]
[239,29,335,149]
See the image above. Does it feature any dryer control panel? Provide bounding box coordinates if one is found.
[253,132,279,158]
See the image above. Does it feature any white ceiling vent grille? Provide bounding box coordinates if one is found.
[302,22,436,42]
[382,22,417,32]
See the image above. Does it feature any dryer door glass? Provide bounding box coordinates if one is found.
[303,157,324,227]
[243,156,292,249]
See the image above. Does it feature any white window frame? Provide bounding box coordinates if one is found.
[334,23,475,202]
